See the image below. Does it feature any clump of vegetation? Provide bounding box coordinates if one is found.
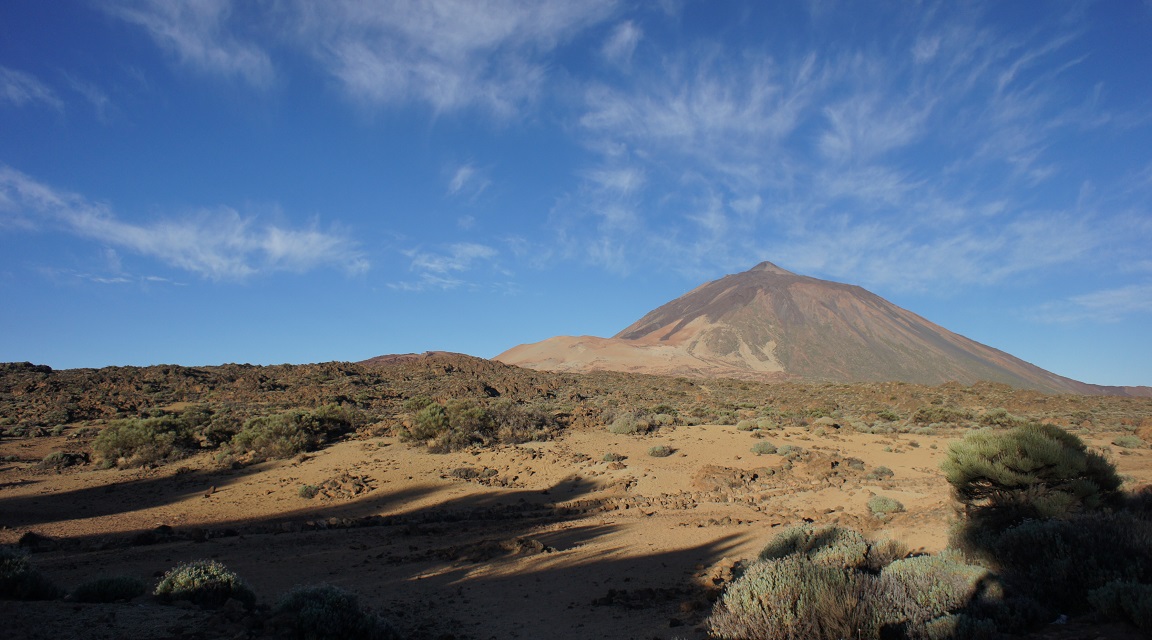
[866,465,894,480]
[299,484,320,499]
[602,452,625,462]
[911,405,973,425]
[941,423,1121,528]
[0,546,63,600]
[709,525,993,640]
[606,414,640,435]
[750,441,777,455]
[37,451,87,469]
[943,423,1152,634]
[648,445,674,458]
[71,575,147,603]
[231,404,363,463]
[758,524,868,568]
[154,560,255,609]
[867,495,905,517]
[92,416,197,468]
[1088,581,1152,634]
[1113,434,1146,449]
[736,419,759,431]
[276,584,398,640]
[978,408,1027,428]
[400,399,559,453]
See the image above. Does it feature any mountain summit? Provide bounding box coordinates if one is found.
[497,263,1123,394]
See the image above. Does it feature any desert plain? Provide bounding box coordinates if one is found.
[2,355,1152,639]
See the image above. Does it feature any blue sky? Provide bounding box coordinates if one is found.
[2,1,1151,387]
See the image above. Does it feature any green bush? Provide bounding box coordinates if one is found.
[1113,435,1146,449]
[941,423,1121,527]
[955,510,1152,619]
[400,400,558,452]
[1088,581,1152,633]
[92,416,196,468]
[154,560,255,609]
[607,415,640,435]
[711,530,994,640]
[299,484,320,499]
[878,550,990,632]
[0,546,63,600]
[867,466,895,480]
[71,575,147,603]
[648,445,674,458]
[868,495,905,517]
[736,419,758,431]
[276,584,397,640]
[602,452,625,462]
[37,451,87,469]
[232,411,321,462]
[978,408,1026,429]
[708,554,883,640]
[750,441,777,455]
[911,406,972,425]
[758,524,868,569]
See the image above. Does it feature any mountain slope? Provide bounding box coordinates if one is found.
[497,262,1130,395]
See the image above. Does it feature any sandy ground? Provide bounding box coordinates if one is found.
[2,422,1150,639]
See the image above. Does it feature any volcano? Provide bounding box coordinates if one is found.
[497,262,1136,395]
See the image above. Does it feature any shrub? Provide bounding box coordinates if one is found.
[71,575,147,603]
[648,445,674,458]
[1088,581,1152,633]
[607,415,640,435]
[299,484,320,499]
[868,495,905,517]
[878,550,990,632]
[758,524,868,569]
[736,419,758,431]
[231,411,321,462]
[92,416,196,468]
[978,408,1026,429]
[863,538,908,572]
[400,400,558,453]
[1113,435,1145,449]
[750,441,777,455]
[37,451,87,469]
[941,423,1121,527]
[710,530,993,640]
[708,555,883,640]
[911,406,972,425]
[154,560,255,609]
[602,452,625,462]
[867,466,894,480]
[955,510,1152,619]
[0,546,63,600]
[276,584,397,640]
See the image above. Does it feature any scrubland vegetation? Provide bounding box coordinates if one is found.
[3,354,1152,637]
[706,422,1152,638]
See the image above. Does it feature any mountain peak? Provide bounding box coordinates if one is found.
[498,261,1108,394]
[749,261,796,276]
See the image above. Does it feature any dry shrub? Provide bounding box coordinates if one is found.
[154,560,255,609]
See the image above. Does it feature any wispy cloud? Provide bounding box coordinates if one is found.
[447,163,491,199]
[602,21,641,65]
[0,66,63,110]
[0,165,366,279]
[392,242,502,291]
[104,0,273,87]
[1033,284,1152,324]
[291,0,619,116]
[555,4,1145,291]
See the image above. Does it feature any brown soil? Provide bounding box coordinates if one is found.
[3,420,1150,639]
